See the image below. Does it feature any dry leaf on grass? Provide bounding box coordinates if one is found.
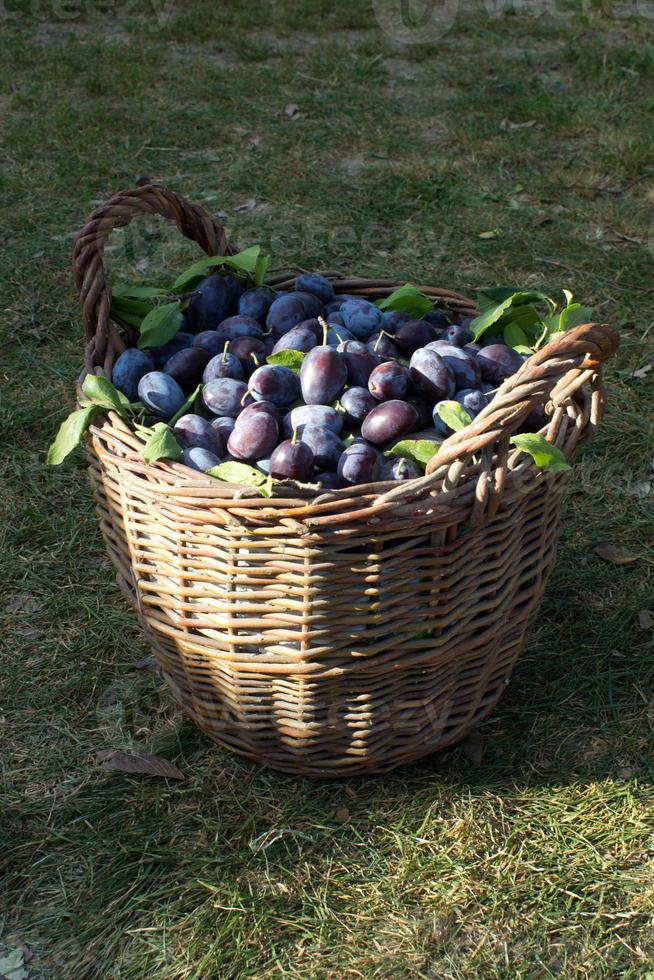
[132,655,157,671]
[233,199,257,212]
[284,103,301,118]
[335,807,350,822]
[632,363,653,380]
[0,948,28,980]
[532,212,552,226]
[638,610,653,630]
[593,544,638,565]
[500,118,536,130]
[96,749,185,779]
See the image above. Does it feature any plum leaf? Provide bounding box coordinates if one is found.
[207,461,272,496]
[510,433,571,472]
[81,374,131,416]
[171,245,268,294]
[46,405,102,465]
[471,290,555,342]
[385,439,439,467]
[503,322,530,350]
[169,384,203,426]
[112,284,169,299]
[137,302,184,349]
[266,349,306,372]
[375,283,433,318]
[436,401,473,432]
[142,422,182,464]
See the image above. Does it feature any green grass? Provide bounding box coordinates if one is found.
[2,2,654,977]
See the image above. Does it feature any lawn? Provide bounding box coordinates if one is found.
[1,1,654,976]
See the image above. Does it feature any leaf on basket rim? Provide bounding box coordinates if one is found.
[208,461,273,496]
[46,405,102,465]
[375,282,433,317]
[81,374,130,416]
[510,433,571,472]
[142,423,182,464]
[96,749,185,779]
[385,438,440,467]
[436,401,473,433]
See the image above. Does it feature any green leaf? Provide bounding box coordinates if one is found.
[384,439,440,467]
[47,405,101,464]
[169,384,203,426]
[559,302,593,332]
[81,374,130,416]
[171,246,267,294]
[110,295,155,317]
[142,423,182,464]
[436,401,473,432]
[254,251,271,287]
[503,322,530,350]
[112,284,169,299]
[137,302,184,349]
[471,291,554,342]
[476,286,518,310]
[375,283,434,318]
[207,461,272,496]
[266,349,306,371]
[510,433,571,472]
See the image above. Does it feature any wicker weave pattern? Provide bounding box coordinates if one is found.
[75,185,619,776]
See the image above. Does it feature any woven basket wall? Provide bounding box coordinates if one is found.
[73,185,619,776]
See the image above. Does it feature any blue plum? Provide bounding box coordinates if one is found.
[340,386,377,427]
[381,310,412,335]
[185,275,236,332]
[295,272,334,305]
[300,346,347,405]
[266,293,309,338]
[379,456,421,481]
[271,324,319,354]
[249,364,301,406]
[150,331,194,368]
[395,319,439,355]
[368,361,410,401]
[366,332,399,361]
[360,400,419,446]
[337,340,380,386]
[423,309,451,331]
[443,322,473,347]
[476,343,524,385]
[289,404,344,435]
[193,331,228,358]
[138,371,186,420]
[163,347,210,390]
[337,443,381,485]
[297,425,345,470]
[228,412,279,461]
[181,446,222,472]
[211,416,236,441]
[340,298,384,340]
[202,350,245,383]
[238,286,276,324]
[203,378,250,417]
[270,438,314,481]
[409,349,456,402]
[112,348,155,402]
[174,414,224,457]
[424,342,481,389]
[215,315,264,341]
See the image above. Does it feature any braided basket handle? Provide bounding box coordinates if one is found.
[377,321,619,509]
[73,184,234,370]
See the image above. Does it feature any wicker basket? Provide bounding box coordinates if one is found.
[73,184,619,777]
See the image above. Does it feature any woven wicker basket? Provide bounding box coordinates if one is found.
[73,185,618,776]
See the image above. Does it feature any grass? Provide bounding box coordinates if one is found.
[1,1,654,976]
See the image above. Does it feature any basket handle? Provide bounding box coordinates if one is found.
[376,321,619,509]
[73,183,234,367]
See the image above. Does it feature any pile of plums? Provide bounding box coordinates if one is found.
[112,271,527,489]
